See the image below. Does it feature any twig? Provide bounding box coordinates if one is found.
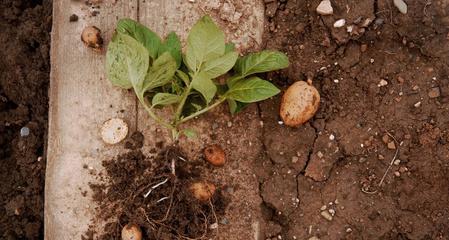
[361,131,400,194]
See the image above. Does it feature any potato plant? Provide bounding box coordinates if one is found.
[106,16,289,140]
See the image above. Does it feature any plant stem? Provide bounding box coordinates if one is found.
[174,83,192,123]
[136,91,175,132]
[178,97,226,124]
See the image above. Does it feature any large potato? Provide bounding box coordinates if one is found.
[280,81,320,127]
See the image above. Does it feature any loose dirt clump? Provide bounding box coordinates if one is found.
[0,0,51,239]
[85,133,229,240]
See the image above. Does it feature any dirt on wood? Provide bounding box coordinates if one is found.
[0,0,51,239]
[83,133,230,240]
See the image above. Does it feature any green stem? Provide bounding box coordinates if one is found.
[174,83,192,123]
[178,97,226,124]
[135,90,175,132]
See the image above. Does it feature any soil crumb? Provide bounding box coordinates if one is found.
[84,133,229,240]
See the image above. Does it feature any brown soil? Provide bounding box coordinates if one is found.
[259,0,449,239]
[0,0,51,239]
[84,133,229,240]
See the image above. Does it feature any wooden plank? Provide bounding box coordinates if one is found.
[46,0,266,239]
[45,1,138,239]
[138,1,266,239]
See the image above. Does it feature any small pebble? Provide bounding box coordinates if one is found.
[394,171,401,177]
[317,151,324,158]
[333,19,346,28]
[321,210,333,221]
[346,227,353,233]
[316,0,333,15]
[399,166,408,173]
[387,141,396,150]
[320,205,327,211]
[329,134,335,140]
[428,87,441,98]
[393,0,408,14]
[292,156,299,163]
[394,159,401,165]
[378,154,385,160]
[308,237,320,240]
[414,101,421,108]
[378,79,388,87]
[20,127,30,137]
[209,223,218,229]
[227,121,232,127]
[328,209,336,216]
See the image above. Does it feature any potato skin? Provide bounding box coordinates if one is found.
[81,26,103,51]
[121,223,142,240]
[190,182,216,202]
[280,81,320,127]
[204,145,226,166]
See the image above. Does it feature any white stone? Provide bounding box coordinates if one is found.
[393,0,407,14]
[378,79,388,87]
[333,19,346,28]
[316,0,333,15]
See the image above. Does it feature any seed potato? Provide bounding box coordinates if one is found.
[280,81,320,127]
[204,145,226,166]
[121,223,142,240]
[81,26,103,51]
[190,182,216,202]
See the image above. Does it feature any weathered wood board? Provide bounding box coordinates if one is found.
[46,0,265,239]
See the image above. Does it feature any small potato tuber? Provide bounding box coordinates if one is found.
[121,223,142,240]
[81,26,103,51]
[280,81,320,127]
[204,145,226,166]
[190,182,216,202]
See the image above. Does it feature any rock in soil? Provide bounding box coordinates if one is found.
[316,0,333,15]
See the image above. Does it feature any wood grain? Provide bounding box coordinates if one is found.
[46,0,265,239]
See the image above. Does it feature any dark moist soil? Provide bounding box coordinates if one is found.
[0,0,52,239]
[84,132,229,240]
[259,0,449,239]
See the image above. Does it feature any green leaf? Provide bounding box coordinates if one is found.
[201,51,238,79]
[176,70,190,85]
[234,50,289,77]
[158,32,182,68]
[116,19,162,60]
[185,16,225,72]
[142,52,177,92]
[225,77,280,103]
[106,33,149,90]
[227,99,249,115]
[191,72,217,103]
[152,93,181,107]
[106,34,133,89]
[225,43,235,53]
[182,128,197,139]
